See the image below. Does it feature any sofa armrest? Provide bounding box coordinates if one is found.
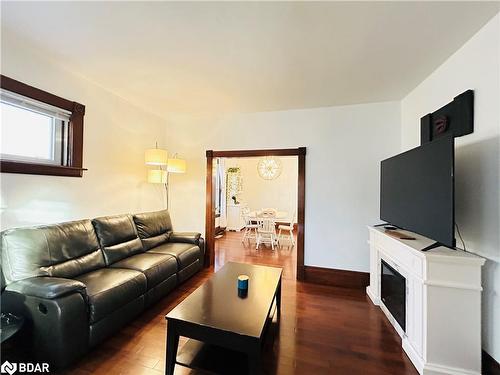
[198,237,205,256]
[2,288,90,368]
[170,232,201,245]
[5,277,87,300]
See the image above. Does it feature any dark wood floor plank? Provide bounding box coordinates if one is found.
[47,230,419,374]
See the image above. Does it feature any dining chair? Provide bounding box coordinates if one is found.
[241,207,259,243]
[278,210,296,247]
[256,217,277,250]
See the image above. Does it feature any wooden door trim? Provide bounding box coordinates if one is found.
[205,147,306,280]
[205,151,215,267]
[211,148,305,158]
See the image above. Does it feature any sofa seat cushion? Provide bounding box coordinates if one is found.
[148,243,202,269]
[75,268,146,323]
[110,253,177,290]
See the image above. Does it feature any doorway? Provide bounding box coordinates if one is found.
[205,148,306,280]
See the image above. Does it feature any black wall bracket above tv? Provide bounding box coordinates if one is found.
[420,89,474,145]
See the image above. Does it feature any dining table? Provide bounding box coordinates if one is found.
[248,210,288,220]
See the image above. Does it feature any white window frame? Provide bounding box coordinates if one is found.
[1,89,71,166]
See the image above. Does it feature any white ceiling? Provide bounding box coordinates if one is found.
[1,2,499,117]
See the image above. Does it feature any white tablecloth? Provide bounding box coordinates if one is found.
[248,210,288,220]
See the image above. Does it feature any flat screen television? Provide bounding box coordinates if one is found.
[380,135,455,248]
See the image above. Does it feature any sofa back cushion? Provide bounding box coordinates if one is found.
[133,210,173,250]
[1,219,104,285]
[92,214,143,265]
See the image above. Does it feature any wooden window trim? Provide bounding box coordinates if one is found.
[0,75,87,177]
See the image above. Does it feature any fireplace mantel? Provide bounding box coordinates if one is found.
[367,226,485,375]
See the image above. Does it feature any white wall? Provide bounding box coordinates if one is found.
[225,156,298,218]
[401,13,500,362]
[166,101,401,272]
[0,31,168,230]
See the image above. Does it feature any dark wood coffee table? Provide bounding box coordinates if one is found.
[165,262,282,375]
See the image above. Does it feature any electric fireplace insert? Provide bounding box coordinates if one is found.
[381,259,406,332]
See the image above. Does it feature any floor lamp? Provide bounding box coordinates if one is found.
[145,146,186,210]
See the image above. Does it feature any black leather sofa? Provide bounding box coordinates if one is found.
[0,209,204,368]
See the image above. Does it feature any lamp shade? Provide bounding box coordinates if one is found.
[147,169,168,184]
[145,148,168,166]
[167,158,186,173]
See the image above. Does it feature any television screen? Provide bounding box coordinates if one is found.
[380,135,455,247]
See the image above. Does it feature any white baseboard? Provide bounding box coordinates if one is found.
[366,286,380,305]
[402,339,424,374]
[423,362,480,375]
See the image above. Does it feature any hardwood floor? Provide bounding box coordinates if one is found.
[215,230,297,280]
[52,231,417,374]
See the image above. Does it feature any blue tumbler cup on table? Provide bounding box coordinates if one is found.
[237,275,249,290]
[237,275,249,298]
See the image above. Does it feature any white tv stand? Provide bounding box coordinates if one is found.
[367,226,485,375]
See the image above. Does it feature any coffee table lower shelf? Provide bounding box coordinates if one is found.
[177,339,249,375]
[175,306,278,375]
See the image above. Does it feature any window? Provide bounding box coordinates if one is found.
[1,92,70,165]
[0,75,86,177]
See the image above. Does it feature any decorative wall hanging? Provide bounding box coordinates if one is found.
[420,90,474,144]
[226,167,242,203]
[257,156,282,180]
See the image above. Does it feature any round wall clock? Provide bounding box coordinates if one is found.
[257,156,282,180]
